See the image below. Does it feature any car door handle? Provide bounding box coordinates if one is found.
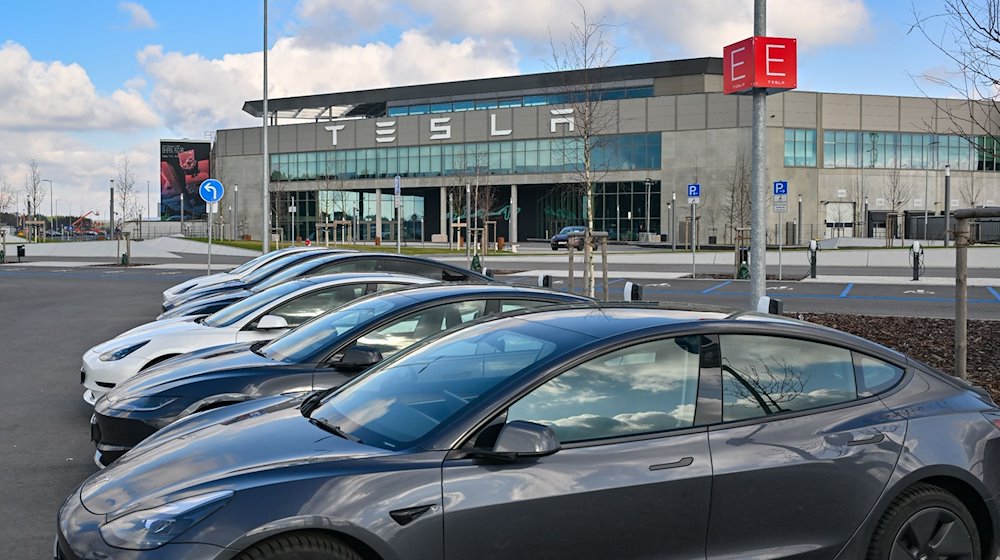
[649,457,694,471]
[847,433,885,446]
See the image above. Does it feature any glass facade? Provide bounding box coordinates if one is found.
[783,128,817,167]
[822,130,992,171]
[270,133,661,182]
[386,87,654,117]
[535,181,661,242]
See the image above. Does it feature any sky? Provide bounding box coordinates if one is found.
[0,0,970,219]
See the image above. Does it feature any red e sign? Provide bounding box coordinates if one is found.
[724,36,797,95]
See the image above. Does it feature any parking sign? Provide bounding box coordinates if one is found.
[773,181,788,196]
[688,184,701,197]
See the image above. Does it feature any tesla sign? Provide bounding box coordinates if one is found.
[723,36,797,94]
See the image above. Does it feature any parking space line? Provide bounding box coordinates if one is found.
[702,280,732,294]
[988,287,1000,303]
[839,283,854,298]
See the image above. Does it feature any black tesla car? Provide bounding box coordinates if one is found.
[91,284,590,466]
[161,252,491,312]
[61,306,1000,560]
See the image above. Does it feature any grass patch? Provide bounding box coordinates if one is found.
[185,238,468,255]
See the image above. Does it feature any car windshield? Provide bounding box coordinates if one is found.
[202,282,306,328]
[559,226,585,235]
[309,318,572,450]
[241,253,317,285]
[251,257,334,292]
[260,296,401,362]
[228,251,279,276]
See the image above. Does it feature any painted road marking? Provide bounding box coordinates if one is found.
[839,283,854,298]
[988,287,1000,302]
[702,280,732,294]
[903,289,936,295]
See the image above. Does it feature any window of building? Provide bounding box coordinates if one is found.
[505,336,701,443]
[720,335,857,422]
[783,128,817,167]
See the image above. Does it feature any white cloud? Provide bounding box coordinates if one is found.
[0,41,160,132]
[138,31,519,136]
[120,2,157,30]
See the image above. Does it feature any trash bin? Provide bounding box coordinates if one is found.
[17,244,26,261]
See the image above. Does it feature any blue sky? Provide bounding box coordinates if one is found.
[0,0,968,217]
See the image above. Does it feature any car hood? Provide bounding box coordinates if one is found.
[169,272,236,294]
[104,344,282,402]
[80,399,387,515]
[90,320,222,354]
[118,315,202,337]
[168,280,247,306]
[157,290,251,320]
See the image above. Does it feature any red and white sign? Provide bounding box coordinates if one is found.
[723,36,797,95]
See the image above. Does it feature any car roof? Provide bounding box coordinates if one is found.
[353,282,591,306]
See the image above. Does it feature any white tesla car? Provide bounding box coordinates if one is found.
[161,246,343,303]
[83,273,432,405]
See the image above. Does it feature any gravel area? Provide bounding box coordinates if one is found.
[797,313,1000,400]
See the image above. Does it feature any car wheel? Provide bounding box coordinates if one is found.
[551,245,558,251]
[866,483,980,560]
[235,532,362,560]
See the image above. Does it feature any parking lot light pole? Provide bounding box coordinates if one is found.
[109,180,115,239]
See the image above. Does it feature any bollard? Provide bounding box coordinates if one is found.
[624,281,643,301]
[756,296,784,315]
[808,240,818,279]
[483,267,494,279]
[910,241,922,281]
[537,274,551,288]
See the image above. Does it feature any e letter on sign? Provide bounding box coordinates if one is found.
[723,36,797,95]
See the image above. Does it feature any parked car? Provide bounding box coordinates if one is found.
[162,252,490,312]
[550,225,586,250]
[81,273,433,405]
[62,306,1000,559]
[162,246,340,303]
[89,284,591,466]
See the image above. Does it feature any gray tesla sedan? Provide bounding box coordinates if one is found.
[57,306,1000,560]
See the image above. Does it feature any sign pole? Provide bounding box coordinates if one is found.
[778,218,782,280]
[691,202,697,278]
[208,203,213,275]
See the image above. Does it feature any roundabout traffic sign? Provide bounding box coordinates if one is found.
[199,179,224,203]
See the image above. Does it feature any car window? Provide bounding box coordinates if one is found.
[263,284,366,328]
[506,336,702,444]
[720,335,857,422]
[355,300,488,359]
[322,260,378,274]
[374,282,413,292]
[856,354,904,397]
[500,299,555,313]
[377,259,447,280]
[202,282,305,328]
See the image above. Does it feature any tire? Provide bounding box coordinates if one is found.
[550,245,558,251]
[235,532,363,560]
[866,483,981,560]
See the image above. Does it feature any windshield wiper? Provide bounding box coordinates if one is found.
[308,417,361,443]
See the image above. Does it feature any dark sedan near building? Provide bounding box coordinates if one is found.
[550,225,586,250]
[61,306,1000,560]
[91,284,590,466]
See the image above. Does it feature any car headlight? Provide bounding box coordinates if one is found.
[100,341,150,362]
[107,395,178,412]
[100,490,233,550]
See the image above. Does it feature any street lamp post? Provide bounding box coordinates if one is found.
[42,179,53,236]
[109,179,115,239]
[797,194,803,245]
[643,177,652,239]
[146,179,150,239]
[944,164,952,246]
[671,191,677,251]
[233,185,239,240]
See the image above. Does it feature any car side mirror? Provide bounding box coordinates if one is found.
[338,344,383,370]
[256,315,290,330]
[492,421,561,458]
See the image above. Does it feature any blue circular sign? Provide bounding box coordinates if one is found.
[199,179,224,203]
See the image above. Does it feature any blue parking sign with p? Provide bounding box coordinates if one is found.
[773,181,788,195]
[688,183,701,197]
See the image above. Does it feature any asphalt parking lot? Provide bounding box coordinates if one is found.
[0,267,187,559]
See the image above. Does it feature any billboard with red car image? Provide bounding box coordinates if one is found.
[160,139,211,220]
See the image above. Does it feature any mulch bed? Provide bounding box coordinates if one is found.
[795,313,1000,400]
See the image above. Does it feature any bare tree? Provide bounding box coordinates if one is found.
[909,1,1000,148]
[847,177,866,233]
[0,174,14,216]
[960,173,985,206]
[448,146,491,252]
[113,154,141,238]
[22,160,45,241]
[883,168,912,245]
[723,150,752,238]
[547,3,620,297]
